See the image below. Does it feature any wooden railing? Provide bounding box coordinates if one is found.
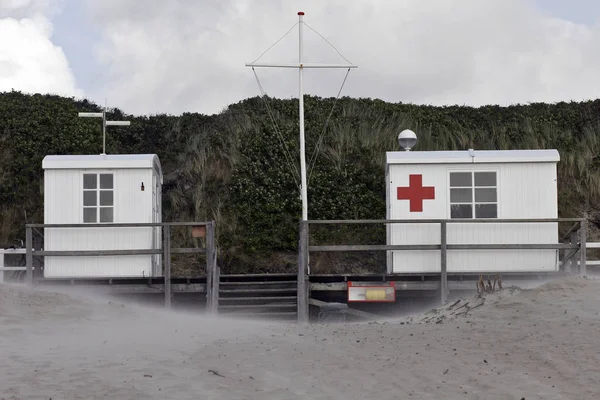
[19,221,218,312]
[298,218,587,323]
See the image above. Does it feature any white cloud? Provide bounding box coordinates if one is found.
[89,0,600,115]
[0,0,82,97]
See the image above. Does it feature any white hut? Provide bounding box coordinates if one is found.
[42,154,163,278]
[385,148,560,274]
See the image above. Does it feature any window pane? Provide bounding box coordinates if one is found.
[475,204,497,218]
[475,188,497,202]
[83,207,97,223]
[83,174,97,189]
[83,191,96,206]
[451,204,472,219]
[100,174,113,189]
[450,172,472,187]
[450,188,472,203]
[100,207,113,223]
[100,190,113,206]
[475,172,496,187]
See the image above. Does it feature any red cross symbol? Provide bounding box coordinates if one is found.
[397,174,435,212]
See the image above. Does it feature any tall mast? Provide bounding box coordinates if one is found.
[298,12,308,221]
[246,12,357,221]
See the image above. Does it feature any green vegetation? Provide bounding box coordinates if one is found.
[1,90,600,274]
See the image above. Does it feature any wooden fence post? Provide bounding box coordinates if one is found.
[560,229,578,275]
[440,220,448,305]
[26,225,33,286]
[206,221,218,314]
[580,217,587,277]
[297,220,309,323]
[212,265,220,314]
[163,224,172,308]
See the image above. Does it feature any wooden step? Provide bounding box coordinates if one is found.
[219,303,296,310]
[219,280,297,286]
[219,288,297,294]
[218,296,297,302]
[222,311,298,318]
[219,273,296,278]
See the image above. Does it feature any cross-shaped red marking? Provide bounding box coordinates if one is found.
[397,174,435,212]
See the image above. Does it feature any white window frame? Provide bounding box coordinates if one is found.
[447,169,499,219]
[82,171,115,224]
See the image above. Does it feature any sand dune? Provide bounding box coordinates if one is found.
[1,277,599,399]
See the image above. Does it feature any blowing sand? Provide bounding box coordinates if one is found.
[1,277,599,400]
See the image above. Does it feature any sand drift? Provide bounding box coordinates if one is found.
[1,277,599,399]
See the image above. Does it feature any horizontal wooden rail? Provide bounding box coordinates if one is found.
[26,222,210,228]
[307,218,583,225]
[299,217,590,322]
[31,248,205,257]
[22,220,216,309]
[309,243,578,252]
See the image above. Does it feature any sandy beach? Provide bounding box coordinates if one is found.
[1,276,599,399]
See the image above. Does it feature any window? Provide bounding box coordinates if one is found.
[83,173,114,223]
[449,171,497,219]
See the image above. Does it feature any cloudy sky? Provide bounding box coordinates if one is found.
[1,0,600,116]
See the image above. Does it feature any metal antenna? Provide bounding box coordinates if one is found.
[245,11,357,222]
[78,100,131,155]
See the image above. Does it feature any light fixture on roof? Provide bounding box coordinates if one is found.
[78,101,131,155]
[398,129,417,151]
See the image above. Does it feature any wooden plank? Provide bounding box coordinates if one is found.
[574,260,600,266]
[0,249,27,254]
[33,249,163,256]
[205,222,214,313]
[31,248,202,256]
[220,273,296,278]
[307,218,583,225]
[163,225,172,309]
[213,266,220,313]
[219,281,298,286]
[219,288,297,293]
[448,244,576,250]
[310,244,440,252]
[219,296,297,302]
[26,222,211,228]
[224,312,298,318]
[26,227,33,285]
[580,217,587,276]
[440,220,447,305]
[219,303,296,310]
[309,243,576,252]
[206,222,219,314]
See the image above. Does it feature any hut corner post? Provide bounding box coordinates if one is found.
[440,220,448,305]
[206,221,219,314]
[163,224,172,308]
[579,215,587,277]
[297,220,309,323]
[26,225,33,285]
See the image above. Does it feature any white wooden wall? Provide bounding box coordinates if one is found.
[386,162,559,273]
[43,168,157,278]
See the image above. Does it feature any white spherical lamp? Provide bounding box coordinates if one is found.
[398,129,417,151]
